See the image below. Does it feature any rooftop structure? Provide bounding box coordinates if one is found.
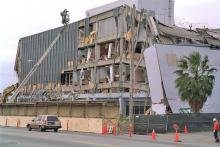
[86,0,174,26]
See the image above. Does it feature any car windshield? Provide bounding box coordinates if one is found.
[32,117,37,121]
[47,116,59,121]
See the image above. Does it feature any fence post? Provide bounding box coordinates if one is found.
[147,115,150,134]
[66,120,69,131]
[165,115,169,133]
[5,118,8,127]
[17,118,20,128]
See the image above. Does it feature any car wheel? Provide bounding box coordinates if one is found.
[54,128,58,132]
[40,126,45,132]
[28,125,32,131]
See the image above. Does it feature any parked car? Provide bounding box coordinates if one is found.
[26,115,62,132]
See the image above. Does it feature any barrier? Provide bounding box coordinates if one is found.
[66,120,69,131]
[5,118,8,127]
[184,125,188,134]
[16,119,20,128]
[175,130,180,142]
[0,116,103,133]
[134,113,219,133]
[102,123,108,134]
[113,126,117,136]
[128,123,132,137]
[119,127,122,135]
[152,129,156,140]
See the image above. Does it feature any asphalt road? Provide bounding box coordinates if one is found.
[0,126,219,147]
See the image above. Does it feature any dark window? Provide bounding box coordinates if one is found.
[140,106,145,114]
[61,73,65,85]
[89,24,93,33]
[61,72,73,85]
[135,42,143,53]
[126,105,129,116]
[47,116,59,121]
[126,101,145,116]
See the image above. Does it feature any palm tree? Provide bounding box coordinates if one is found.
[175,52,217,112]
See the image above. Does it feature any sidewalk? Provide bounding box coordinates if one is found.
[114,131,218,147]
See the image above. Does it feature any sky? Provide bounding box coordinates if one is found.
[0,0,220,93]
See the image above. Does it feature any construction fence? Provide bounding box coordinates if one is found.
[134,113,220,134]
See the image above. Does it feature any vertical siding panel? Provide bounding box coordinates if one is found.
[18,22,77,90]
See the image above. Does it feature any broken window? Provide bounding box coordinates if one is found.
[78,49,87,64]
[79,69,91,86]
[125,65,130,81]
[98,66,110,83]
[86,47,95,62]
[100,42,116,60]
[126,101,145,116]
[79,26,85,44]
[135,42,144,53]
[114,64,119,81]
[78,47,95,64]
[89,23,94,34]
[135,68,145,83]
[60,72,73,85]
[61,74,65,85]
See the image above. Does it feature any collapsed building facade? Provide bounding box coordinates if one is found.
[14,0,220,115]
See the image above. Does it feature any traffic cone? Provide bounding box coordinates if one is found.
[113,126,117,136]
[102,123,107,134]
[184,125,188,134]
[119,127,122,135]
[152,129,156,140]
[105,124,108,134]
[175,130,179,142]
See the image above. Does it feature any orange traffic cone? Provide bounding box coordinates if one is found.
[175,130,179,142]
[102,123,107,134]
[184,125,188,134]
[113,126,117,136]
[152,129,156,140]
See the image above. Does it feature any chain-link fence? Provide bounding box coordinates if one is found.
[134,113,220,134]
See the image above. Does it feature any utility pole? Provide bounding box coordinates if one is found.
[129,5,136,122]
[129,5,144,122]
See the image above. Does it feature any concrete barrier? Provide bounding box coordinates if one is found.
[0,116,103,133]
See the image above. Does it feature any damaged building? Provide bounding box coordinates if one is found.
[14,0,220,115]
